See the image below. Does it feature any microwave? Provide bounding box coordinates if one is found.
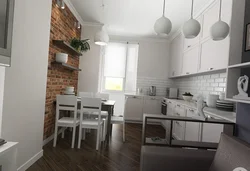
[166,88,178,99]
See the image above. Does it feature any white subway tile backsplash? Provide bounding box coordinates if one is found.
[174,72,226,99]
[137,77,174,96]
[215,78,224,83]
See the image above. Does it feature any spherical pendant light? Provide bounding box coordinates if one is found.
[154,0,172,36]
[210,0,230,41]
[183,19,201,38]
[183,0,201,39]
[94,28,109,46]
[154,16,172,36]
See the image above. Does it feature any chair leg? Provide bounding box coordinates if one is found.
[53,126,58,147]
[62,129,65,139]
[96,127,100,151]
[82,129,86,140]
[71,126,76,148]
[78,126,82,149]
[102,120,107,141]
[123,122,125,142]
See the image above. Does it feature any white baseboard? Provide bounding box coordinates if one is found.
[17,150,43,171]
[43,128,66,146]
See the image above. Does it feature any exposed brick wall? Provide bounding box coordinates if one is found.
[44,0,81,140]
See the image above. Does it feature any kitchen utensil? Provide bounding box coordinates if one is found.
[149,86,156,96]
[207,94,219,107]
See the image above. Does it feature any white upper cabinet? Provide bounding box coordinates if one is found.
[199,38,229,72]
[182,46,199,75]
[201,1,220,40]
[183,16,202,51]
[169,33,184,77]
[168,0,244,78]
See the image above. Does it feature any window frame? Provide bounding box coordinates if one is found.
[100,42,138,93]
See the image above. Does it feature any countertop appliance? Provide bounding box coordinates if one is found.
[166,88,178,99]
[149,86,156,96]
[161,98,167,115]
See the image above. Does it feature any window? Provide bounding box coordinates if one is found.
[101,42,139,92]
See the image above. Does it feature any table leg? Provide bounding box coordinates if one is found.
[106,106,112,143]
[109,106,114,136]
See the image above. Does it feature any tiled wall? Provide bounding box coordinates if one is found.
[174,72,227,100]
[137,77,174,96]
[44,0,81,140]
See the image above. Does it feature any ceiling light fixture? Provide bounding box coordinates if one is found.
[94,0,109,46]
[183,0,201,39]
[61,0,65,9]
[154,0,172,36]
[210,0,230,41]
[77,22,81,29]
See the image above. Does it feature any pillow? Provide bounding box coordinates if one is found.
[209,133,250,171]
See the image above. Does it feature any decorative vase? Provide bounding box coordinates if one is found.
[56,53,68,63]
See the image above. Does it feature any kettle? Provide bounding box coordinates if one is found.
[149,86,156,96]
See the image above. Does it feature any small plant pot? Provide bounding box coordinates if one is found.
[56,53,68,63]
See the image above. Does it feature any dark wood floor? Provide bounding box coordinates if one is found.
[28,123,165,171]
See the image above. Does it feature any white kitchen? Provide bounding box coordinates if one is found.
[0,0,249,170]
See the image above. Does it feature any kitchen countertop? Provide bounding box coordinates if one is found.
[165,98,236,123]
[125,93,164,98]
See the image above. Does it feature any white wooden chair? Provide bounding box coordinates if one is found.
[111,115,125,142]
[53,95,79,148]
[78,97,104,150]
[95,93,109,141]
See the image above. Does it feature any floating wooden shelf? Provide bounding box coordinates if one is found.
[51,61,81,71]
[228,62,250,69]
[53,40,82,56]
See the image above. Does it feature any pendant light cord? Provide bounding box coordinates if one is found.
[162,0,166,16]
[191,0,194,19]
[219,0,222,20]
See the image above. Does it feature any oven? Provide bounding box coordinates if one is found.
[161,99,167,115]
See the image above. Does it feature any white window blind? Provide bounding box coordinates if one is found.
[102,42,139,92]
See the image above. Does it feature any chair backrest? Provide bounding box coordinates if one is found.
[79,92,94,97]
[95,92,109,100]
[80,97,102,123]
[56,95,78,122]
[56,95,78,111]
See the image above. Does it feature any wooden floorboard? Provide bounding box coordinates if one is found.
[28,123,165,171]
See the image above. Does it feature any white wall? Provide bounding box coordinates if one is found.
[137,41,170,80]
[0,66,5,135]
[110,36,170,80]
[1,0,52,170]
[78,25,102,93]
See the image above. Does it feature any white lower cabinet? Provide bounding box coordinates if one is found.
[185,108,201,141]
[124,95,162,122]
[124,96,143,121]
[173,104,186,140]
[143,97,162,114]
[166,100,226,143]
[202,114,224,143]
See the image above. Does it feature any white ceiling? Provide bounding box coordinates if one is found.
[70,0,213,38]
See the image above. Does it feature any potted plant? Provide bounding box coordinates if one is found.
[70,38,90,52]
